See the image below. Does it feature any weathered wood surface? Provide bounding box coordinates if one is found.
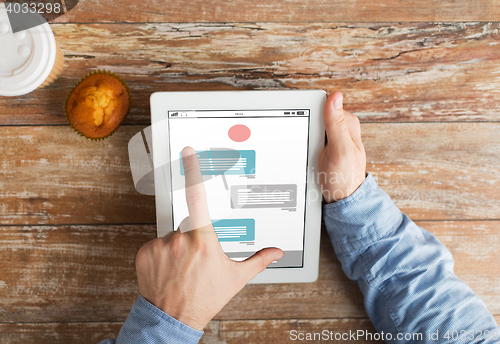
[1,123,499,225]
[2,22,500,125]
[0,319,380,344]
[0,126,155,225]
[423,221,500,313]
[1,0,499,341]
[0,224,362,322]
[213,319,382,344]
[2,317,500,344]
[0,221,498,323]
[364,123,500,220]
[0,224,152,323]
[210,317,500,344]
[50,0,500,23]
[0,322,123,344]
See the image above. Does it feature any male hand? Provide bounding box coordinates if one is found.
[319,92,366,203]
[135,147,284,331]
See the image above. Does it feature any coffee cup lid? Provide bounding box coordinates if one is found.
[0,3,57,97]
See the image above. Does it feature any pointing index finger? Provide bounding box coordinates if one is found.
[182,147,212,230]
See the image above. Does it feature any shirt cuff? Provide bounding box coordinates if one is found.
[322,173,404,257]
[116,295,203,344]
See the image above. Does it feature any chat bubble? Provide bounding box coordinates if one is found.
[180,150,255,176]
[230,184,297,208]
[211,218,255,242]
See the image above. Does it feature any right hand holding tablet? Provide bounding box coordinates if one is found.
[135,147,283,331]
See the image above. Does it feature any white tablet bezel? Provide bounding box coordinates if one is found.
[150,90,326,283]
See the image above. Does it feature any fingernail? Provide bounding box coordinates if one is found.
[333,96,343,110]
[182,147,195,158]
[274,252,284,261]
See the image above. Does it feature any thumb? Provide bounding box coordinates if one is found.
[323,92,353,152]
[238,247,284,281]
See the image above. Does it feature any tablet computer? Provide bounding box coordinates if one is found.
[150,90,326,283]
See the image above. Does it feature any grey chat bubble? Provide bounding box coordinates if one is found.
[230,184,297,209]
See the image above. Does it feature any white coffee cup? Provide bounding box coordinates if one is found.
[0,2,64,97]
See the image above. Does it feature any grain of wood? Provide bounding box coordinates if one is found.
[1,123,499,224]
[0,126,155,225]
[363,123,500,220]
[0,322,124,344]
[1,317,498,343]
[0,222,497,323]
[0,319,377,344]
[0,225,155,323]
[1,22,500,125]
[1,0,498,340]
[210,317,500,343]
[50,0,500,23]
[424,222,500,313]
[0,321,218,343]
[0,224,362,322]
[215,319,390,343]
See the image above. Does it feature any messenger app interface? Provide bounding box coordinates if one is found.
[168,109,310,268]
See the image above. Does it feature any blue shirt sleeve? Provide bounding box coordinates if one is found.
[98,295,203,344]
[323,173,499,343]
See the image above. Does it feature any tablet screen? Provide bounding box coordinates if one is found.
[168,109,310,268]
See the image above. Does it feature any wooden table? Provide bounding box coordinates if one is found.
[1,1,500,342]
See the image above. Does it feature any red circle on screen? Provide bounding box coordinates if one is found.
[228,124,251,142]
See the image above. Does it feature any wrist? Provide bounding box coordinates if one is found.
[143,295,208,331]
[322,173,402,256]
[322,173,366,203]
[165,312,206,332]
[132,295,205,341]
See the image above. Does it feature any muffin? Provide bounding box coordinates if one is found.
[66,71,130,139]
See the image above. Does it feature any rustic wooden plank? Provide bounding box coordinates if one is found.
[0,225,156,323]
[213,318,500,344]
[0,321,219,343]
[2,22,500,125]
[424,222,500,312]
[0,319,378,344]
[0,224,364,322]
[217,319,419,343]
[0,322,124,344]
[51,0,500,23]
[364,123,500,220]
[1,123,499,224]
[0,126,155,225]
[0,222,498,323]
[1,317,499,343]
